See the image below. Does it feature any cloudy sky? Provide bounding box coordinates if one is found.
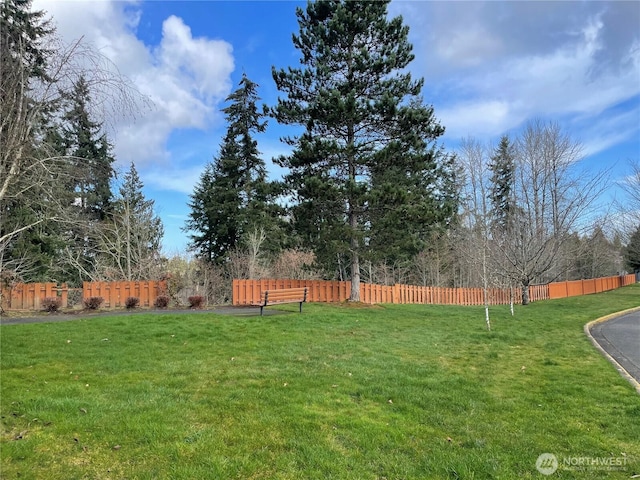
[33,0,640,253]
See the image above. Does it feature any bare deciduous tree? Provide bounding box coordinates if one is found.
[497,120,608,303]
[245,227,267,280]
[412,231,455,288]
[271,249,320,280]
[623,160,640,214]
[615,160,640,241]
[226,228,269,280]
[456,137,493,329]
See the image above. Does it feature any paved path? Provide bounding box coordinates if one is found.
[589,309,640,385]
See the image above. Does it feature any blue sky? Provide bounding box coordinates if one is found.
[34,0,640,253]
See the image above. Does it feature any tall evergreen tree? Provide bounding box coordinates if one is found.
[272,0,453,300]
[0,0,52,82]
[626,224,640,272]
[488,135,515,230]
[61,76,115,220]
[48,77,117,283]
[368,142,458,268]
[185,74,281,264]
[185,162,232,263]
[116,162,163,245]
[0,0,56,281]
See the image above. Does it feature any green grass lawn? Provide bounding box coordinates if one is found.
[1,285,639,479]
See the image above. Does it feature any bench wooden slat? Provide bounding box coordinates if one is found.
[252,287,308,316]
[261,289,306,299]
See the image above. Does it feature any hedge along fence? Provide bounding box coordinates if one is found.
[1,280,167,311]
[232,274,636,307]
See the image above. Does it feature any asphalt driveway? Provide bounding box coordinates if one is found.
[589,309,640,385]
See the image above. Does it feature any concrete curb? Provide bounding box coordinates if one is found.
[584,306,640,395]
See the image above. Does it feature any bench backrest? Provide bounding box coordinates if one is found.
[261,287,308,305]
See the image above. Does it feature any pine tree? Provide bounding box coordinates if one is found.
[185,74,281,264]
[368,141,458,268]
[0,0,56,281]
[185,162,236,263]
[626,224,640,272]
[49,77,117,283]
[272,0,453,300]
[0,0,53,82]
[488,135,515,230]
[62,76,115,220]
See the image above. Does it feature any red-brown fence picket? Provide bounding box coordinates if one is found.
[547,274,636,299]
[82,281,167,308]
[0,282,66,310]
[1,280,167,311]
[232,273,636,307]
[0,274,635,312]
[232,278,351,306]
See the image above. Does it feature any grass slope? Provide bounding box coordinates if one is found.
[1,285,639,479]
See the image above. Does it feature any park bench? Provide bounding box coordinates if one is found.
[254,287,308,316]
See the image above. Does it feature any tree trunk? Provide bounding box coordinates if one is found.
[350,211,361,302]
[521,278,530,305]
[510,286,515,316]
[126,201,132,281]
[347,112,360,301]
[482,242,490,330]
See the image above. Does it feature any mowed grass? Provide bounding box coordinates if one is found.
[1,285,639,479]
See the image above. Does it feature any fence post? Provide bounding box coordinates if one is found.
[60,283,68,308]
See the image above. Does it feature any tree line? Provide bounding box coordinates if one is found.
[2,0,638,305]
[1,0,163,288]
[184,0,639,304]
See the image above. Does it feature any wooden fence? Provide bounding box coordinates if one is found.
[1,283,68,310]
[548,274,636,299]
[233,274,636,307]
[232,279,549,306]
[1,274,635,312]
[82,281,167,308]
[1,280,167,311]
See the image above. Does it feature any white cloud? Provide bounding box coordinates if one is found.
[434,25,503,68]
[144,164,205,195]
[580,109,640,158]
[438,100,516,140]
[33,0,234,168]
[158,16,233,101]
[391,1,640,146]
